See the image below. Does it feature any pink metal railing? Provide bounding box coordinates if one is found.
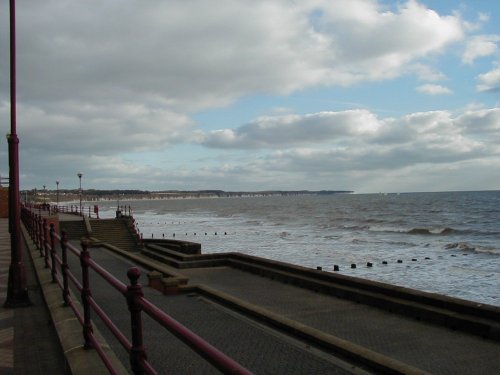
[21,207,252,375]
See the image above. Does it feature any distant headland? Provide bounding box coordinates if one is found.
[24,189,354,203]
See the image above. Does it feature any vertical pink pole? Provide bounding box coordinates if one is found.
[32,212,36,239]
[127,267,147,375]
[61,231,70,306]
[38,215,43,255]
[43,218,49,268]
[49,223,57,282]
[80,239,93,349]
[4,0,30,308]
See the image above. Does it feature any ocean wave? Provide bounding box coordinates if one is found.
[407,227,456,235]
[476,247,500,256]
[444,242,476,252]
[366,226,459,235]
[245,220,262,226]
[340,225,370,231]
[444,242,500,255]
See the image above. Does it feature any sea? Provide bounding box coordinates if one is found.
[93,191,500,307]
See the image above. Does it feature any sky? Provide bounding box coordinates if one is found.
[0,0,499,194]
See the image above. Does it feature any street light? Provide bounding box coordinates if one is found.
[5,0,31,307]
[56,180,59,206]
[43,184,46,205]
[77,173,82,216]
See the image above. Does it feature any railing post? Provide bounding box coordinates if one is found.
[61,231,70,306]
[49,223,57,282]
[39,216,44,253]
[32,212,36,239]
[43,218,49,268]
[32,214,37,247]
[37,215,43,256]
[126,267,146,375]
[28,211,31,237]
[80,239,93,349]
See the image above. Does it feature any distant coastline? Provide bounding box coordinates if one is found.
[25,189,354,203]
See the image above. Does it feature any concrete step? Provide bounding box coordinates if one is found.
[88,219,141,252]
[60,220,87,239]
[141,247,224,269]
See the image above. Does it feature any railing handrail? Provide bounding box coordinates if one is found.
[22,203,100,219]
[21,206,252,375]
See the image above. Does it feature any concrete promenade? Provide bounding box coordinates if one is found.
[1,214,500,374]
[0,218,67,374]
[77,245,500,374]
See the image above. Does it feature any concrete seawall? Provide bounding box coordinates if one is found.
[138,240,500,340]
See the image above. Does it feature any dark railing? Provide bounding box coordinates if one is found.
[116,205,133,217]
[51,204,100,218]
[21,207,252,375]
[23,203,101,219]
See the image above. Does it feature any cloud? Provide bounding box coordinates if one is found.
[458,107,500,136]
[186,107,500,192]
[462,34,500,64]
[7,106,498,192]
[197,110,380,149]
[1,1,469,159]
[416,84,453,95]
[476,66,500,92]
[0,100,194,156]
[197,108,500,152]
[195,108,499,170]
[1,0,466,112]
[409,63,446,81]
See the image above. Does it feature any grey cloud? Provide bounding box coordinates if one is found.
[0,101,193,155]
[198,110,380,148]
[1,0,467,112]
[196,107,499,174]
[197,108,498,151]
[263,139,489,174]
[457,108,500,136]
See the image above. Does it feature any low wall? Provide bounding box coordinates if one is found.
[141,245,500,341]
[143,238,201,254]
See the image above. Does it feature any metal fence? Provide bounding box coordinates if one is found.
[21,207,252,375]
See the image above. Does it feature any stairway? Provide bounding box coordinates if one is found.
[59,220,87,240]
[89,218,141,252]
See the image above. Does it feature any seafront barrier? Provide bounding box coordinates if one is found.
[20,206,252,375]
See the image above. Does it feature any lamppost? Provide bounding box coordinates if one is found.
[77,173,82,216]
[5,0,31,307]
[43,184,46,205]
[56,180,59,206]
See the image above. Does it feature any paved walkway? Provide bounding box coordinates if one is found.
[65,242,500,374]
[65,244,363,374]
[182,267,500,374]
[0,218,68,374]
